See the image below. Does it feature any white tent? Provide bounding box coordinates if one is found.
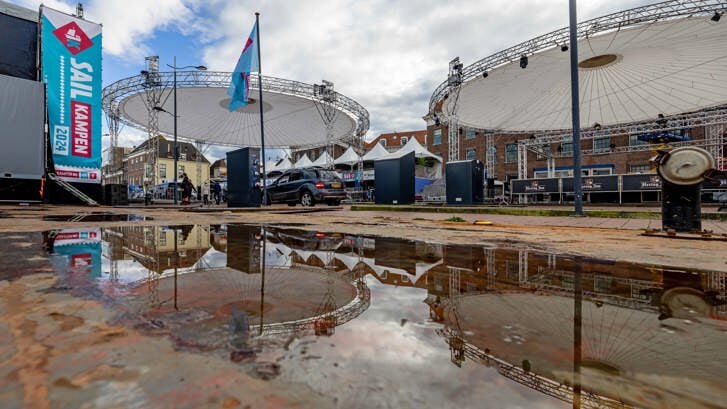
[387,137,443,179]
[311,151,333,168]
[361,142,390,162]
[390,137,443,162]
[266,157,292,177]
[334,146,361,166]
[292,154,314,168]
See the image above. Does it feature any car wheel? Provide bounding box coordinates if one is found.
[300,191,314,207]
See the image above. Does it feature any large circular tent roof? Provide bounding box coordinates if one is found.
[430,1,727,132]
[103,72,369,148]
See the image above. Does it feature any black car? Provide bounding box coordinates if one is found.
[264,167,346,206]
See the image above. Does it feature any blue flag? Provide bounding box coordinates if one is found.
[228,22,259,112]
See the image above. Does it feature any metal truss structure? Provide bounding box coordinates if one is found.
[428,0,727,117]
[515,108,727,178]
[438,326,629,409]
[313,80,339,169]
[102,71,370,149]
[426,0,727,175]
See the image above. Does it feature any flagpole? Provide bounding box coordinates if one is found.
[255,12,267,206]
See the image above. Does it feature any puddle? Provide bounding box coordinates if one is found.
[17,224,727,408]
[42,212,153,222]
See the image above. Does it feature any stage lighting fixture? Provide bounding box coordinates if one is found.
[519,55,528,69]
[593,122,601,130]
[561,44,568,52]
[711,11,721,21]
[482,71,488,78]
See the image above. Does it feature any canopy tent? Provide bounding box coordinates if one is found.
[265,157,292,177]
[334,146,361,166]
[311,151,333,168]
[292,154,314,168]
[388,137,443,179]
[361,142,390,163]
[389,137,443,162]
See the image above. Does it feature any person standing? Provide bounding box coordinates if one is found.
[181,173,193,205]
[213,180,222,205]
[202,181,210,206]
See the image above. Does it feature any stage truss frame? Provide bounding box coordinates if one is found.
[102,71,370,149]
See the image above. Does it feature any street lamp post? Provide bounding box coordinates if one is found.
[154,57,206,204]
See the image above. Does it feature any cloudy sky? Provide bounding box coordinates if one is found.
[10,0,652,161]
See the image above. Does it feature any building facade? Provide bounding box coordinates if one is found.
[120,136,210,189]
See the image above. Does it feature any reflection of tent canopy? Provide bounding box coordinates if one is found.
[293,154,314,168]
[334,146,361,166]
[362,142,390,162]
[311,152,333,168]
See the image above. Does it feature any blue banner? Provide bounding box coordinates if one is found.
[41,7,102,183]
[52,228,103,278]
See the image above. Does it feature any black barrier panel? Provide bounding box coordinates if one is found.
[663,183,701,232]
[226,225,262,274]
[227,147,261,207]
[374,152,415,205]
[622,174,661,191]
[103,184,128,206]
[511,178,559,194]
[0,13,37,80]
[446,160,484,205]
[562,175,618,193]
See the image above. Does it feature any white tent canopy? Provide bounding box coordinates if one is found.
[334,146,361,166]
[361,142,390,162]
[389,137,443,162]
[293,154,314,168]
[311,151,333,167]
[266,157,292,176]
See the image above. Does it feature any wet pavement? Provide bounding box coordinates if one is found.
[1,221,725,408]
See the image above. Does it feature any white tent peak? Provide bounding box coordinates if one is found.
[334,146,361,166]
[390,137,443,162]
[311,151,333,167]
[362,142,390,162]
[293,154,314,168]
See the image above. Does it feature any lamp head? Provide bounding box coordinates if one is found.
[711,11,721,22]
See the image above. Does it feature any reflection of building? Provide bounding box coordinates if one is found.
[103,225,211,273]
[432,250,727,409]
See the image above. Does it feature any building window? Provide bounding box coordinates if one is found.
[400,137,408,146]
[466,148,477,160]
[593,133,611,152]
[629,132,648,146]
[559,141,573,156]
[505,144,518,163]
[465,128,476,139]
[629,163,652,174]
[159,164,166,179]
[433,129,442,145]
[379,139,387,147]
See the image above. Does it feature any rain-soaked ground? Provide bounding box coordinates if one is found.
[2,223,727,408]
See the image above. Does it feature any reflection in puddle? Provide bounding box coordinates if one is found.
[42,212,153,222]
[40,224,727,408]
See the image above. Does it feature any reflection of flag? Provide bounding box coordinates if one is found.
[228,21,259,112]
